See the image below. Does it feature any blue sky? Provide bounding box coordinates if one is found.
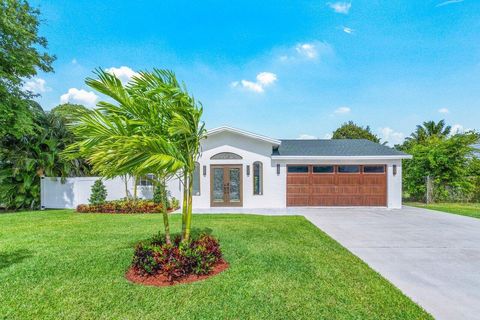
[28,0,479,145]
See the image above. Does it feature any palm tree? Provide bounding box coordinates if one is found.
[128,69,206,241]
[406,120,452,143]
[65,69,204,242]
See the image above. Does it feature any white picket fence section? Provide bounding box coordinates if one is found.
[40,176,182,209]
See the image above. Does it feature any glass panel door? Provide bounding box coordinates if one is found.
[229,168,241,203]
[212,167,224,203]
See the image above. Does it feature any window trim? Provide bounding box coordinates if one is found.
[337,165,361,174]
[312,165,335,174]
[287,165,310,173]
[363,165,386,174]
[253,161,263,195]
[193,162,201,196]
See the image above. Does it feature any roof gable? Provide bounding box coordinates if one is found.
[207,126,281,145]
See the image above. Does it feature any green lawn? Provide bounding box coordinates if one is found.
[0,211,431,319]
[407,202,480,219]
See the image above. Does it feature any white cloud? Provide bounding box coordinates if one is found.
[231,72,277,93]
[436,0,464,7]
[379,127,405,146]
[298,134,317,139]
[438,108,449,114]
[451,124,464,134]
[256,72,277,86]
[343,27,354,34]
[328,2,351,14]
[324,133,333,139]
[334,106,351,114]
[105,66,138,83]
[24,78,49,93]
[60,88,99,107]
[295,43,318,59]
[279,41,333,63]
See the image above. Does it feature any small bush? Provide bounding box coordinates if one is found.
[131,233,223,281]
[89,180,107,205]
[76,199,180,214]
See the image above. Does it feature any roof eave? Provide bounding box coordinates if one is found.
[207,126,281,145]
[271,155,413,160]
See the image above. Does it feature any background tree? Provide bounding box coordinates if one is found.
[398,123,479,202]
[0,0,55,138]
[403,120,451,148]
[332,121,381,143]
[0,104,91,210]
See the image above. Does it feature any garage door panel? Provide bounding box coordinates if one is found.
[311,175,335,184]
[287,165,387,207]
[337,175,362,185]
[287,196,309,206]
[287,175,309,185]
[336,196,364,206]
[310,196,337,206]
[311,185,336,194]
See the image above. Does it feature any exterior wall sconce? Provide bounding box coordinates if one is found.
[203,165,207,177]
[393,164,397,176]
[246,165,250,176]
[276,164,280,175]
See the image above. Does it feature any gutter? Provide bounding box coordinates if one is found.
[271,155,413,160]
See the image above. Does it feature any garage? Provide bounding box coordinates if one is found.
[287,164,387,206]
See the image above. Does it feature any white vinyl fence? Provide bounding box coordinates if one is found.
[40,176,182,209]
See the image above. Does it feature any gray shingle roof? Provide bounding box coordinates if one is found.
[273,139,409,157]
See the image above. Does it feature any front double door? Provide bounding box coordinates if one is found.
[210,165,243,207]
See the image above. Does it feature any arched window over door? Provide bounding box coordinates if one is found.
[253,161,263,195]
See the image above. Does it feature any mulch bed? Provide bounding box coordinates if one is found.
[125,259,229,287]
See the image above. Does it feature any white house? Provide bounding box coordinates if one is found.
[41,126,412,209]
[166,126,411,209]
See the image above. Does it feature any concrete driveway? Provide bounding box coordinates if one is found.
[302,206,480,320]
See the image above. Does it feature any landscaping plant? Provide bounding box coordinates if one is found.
[89,180,107,205]
[131,232,223,282]
[65,69,206,244]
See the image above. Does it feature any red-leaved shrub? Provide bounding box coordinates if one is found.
[76,199,179,214]
[131,233,223,282]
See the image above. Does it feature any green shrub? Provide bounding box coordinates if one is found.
[88,180,107,205]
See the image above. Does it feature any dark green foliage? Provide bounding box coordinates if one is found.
[0,105,91,209]
[153,182,168,205]
[132,233,223,281]
[332,121,381,143]
[0,0,55,138]
[399,130,479,202]
[88,180,107,205]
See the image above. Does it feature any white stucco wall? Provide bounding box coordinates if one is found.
[167,131,286,209]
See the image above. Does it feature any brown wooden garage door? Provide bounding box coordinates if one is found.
[287,165,387,206]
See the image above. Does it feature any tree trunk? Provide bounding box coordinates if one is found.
[123,175,129,199]
[133,176,139,201]
[183,171,194,241]
[159,179,171,245]
[181,170,189,239]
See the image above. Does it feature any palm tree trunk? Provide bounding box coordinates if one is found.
[181,170,188,239]
[123,175,129,199]
[159,179,171,245]
[183,171,194,241]
[133,175,138,201]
